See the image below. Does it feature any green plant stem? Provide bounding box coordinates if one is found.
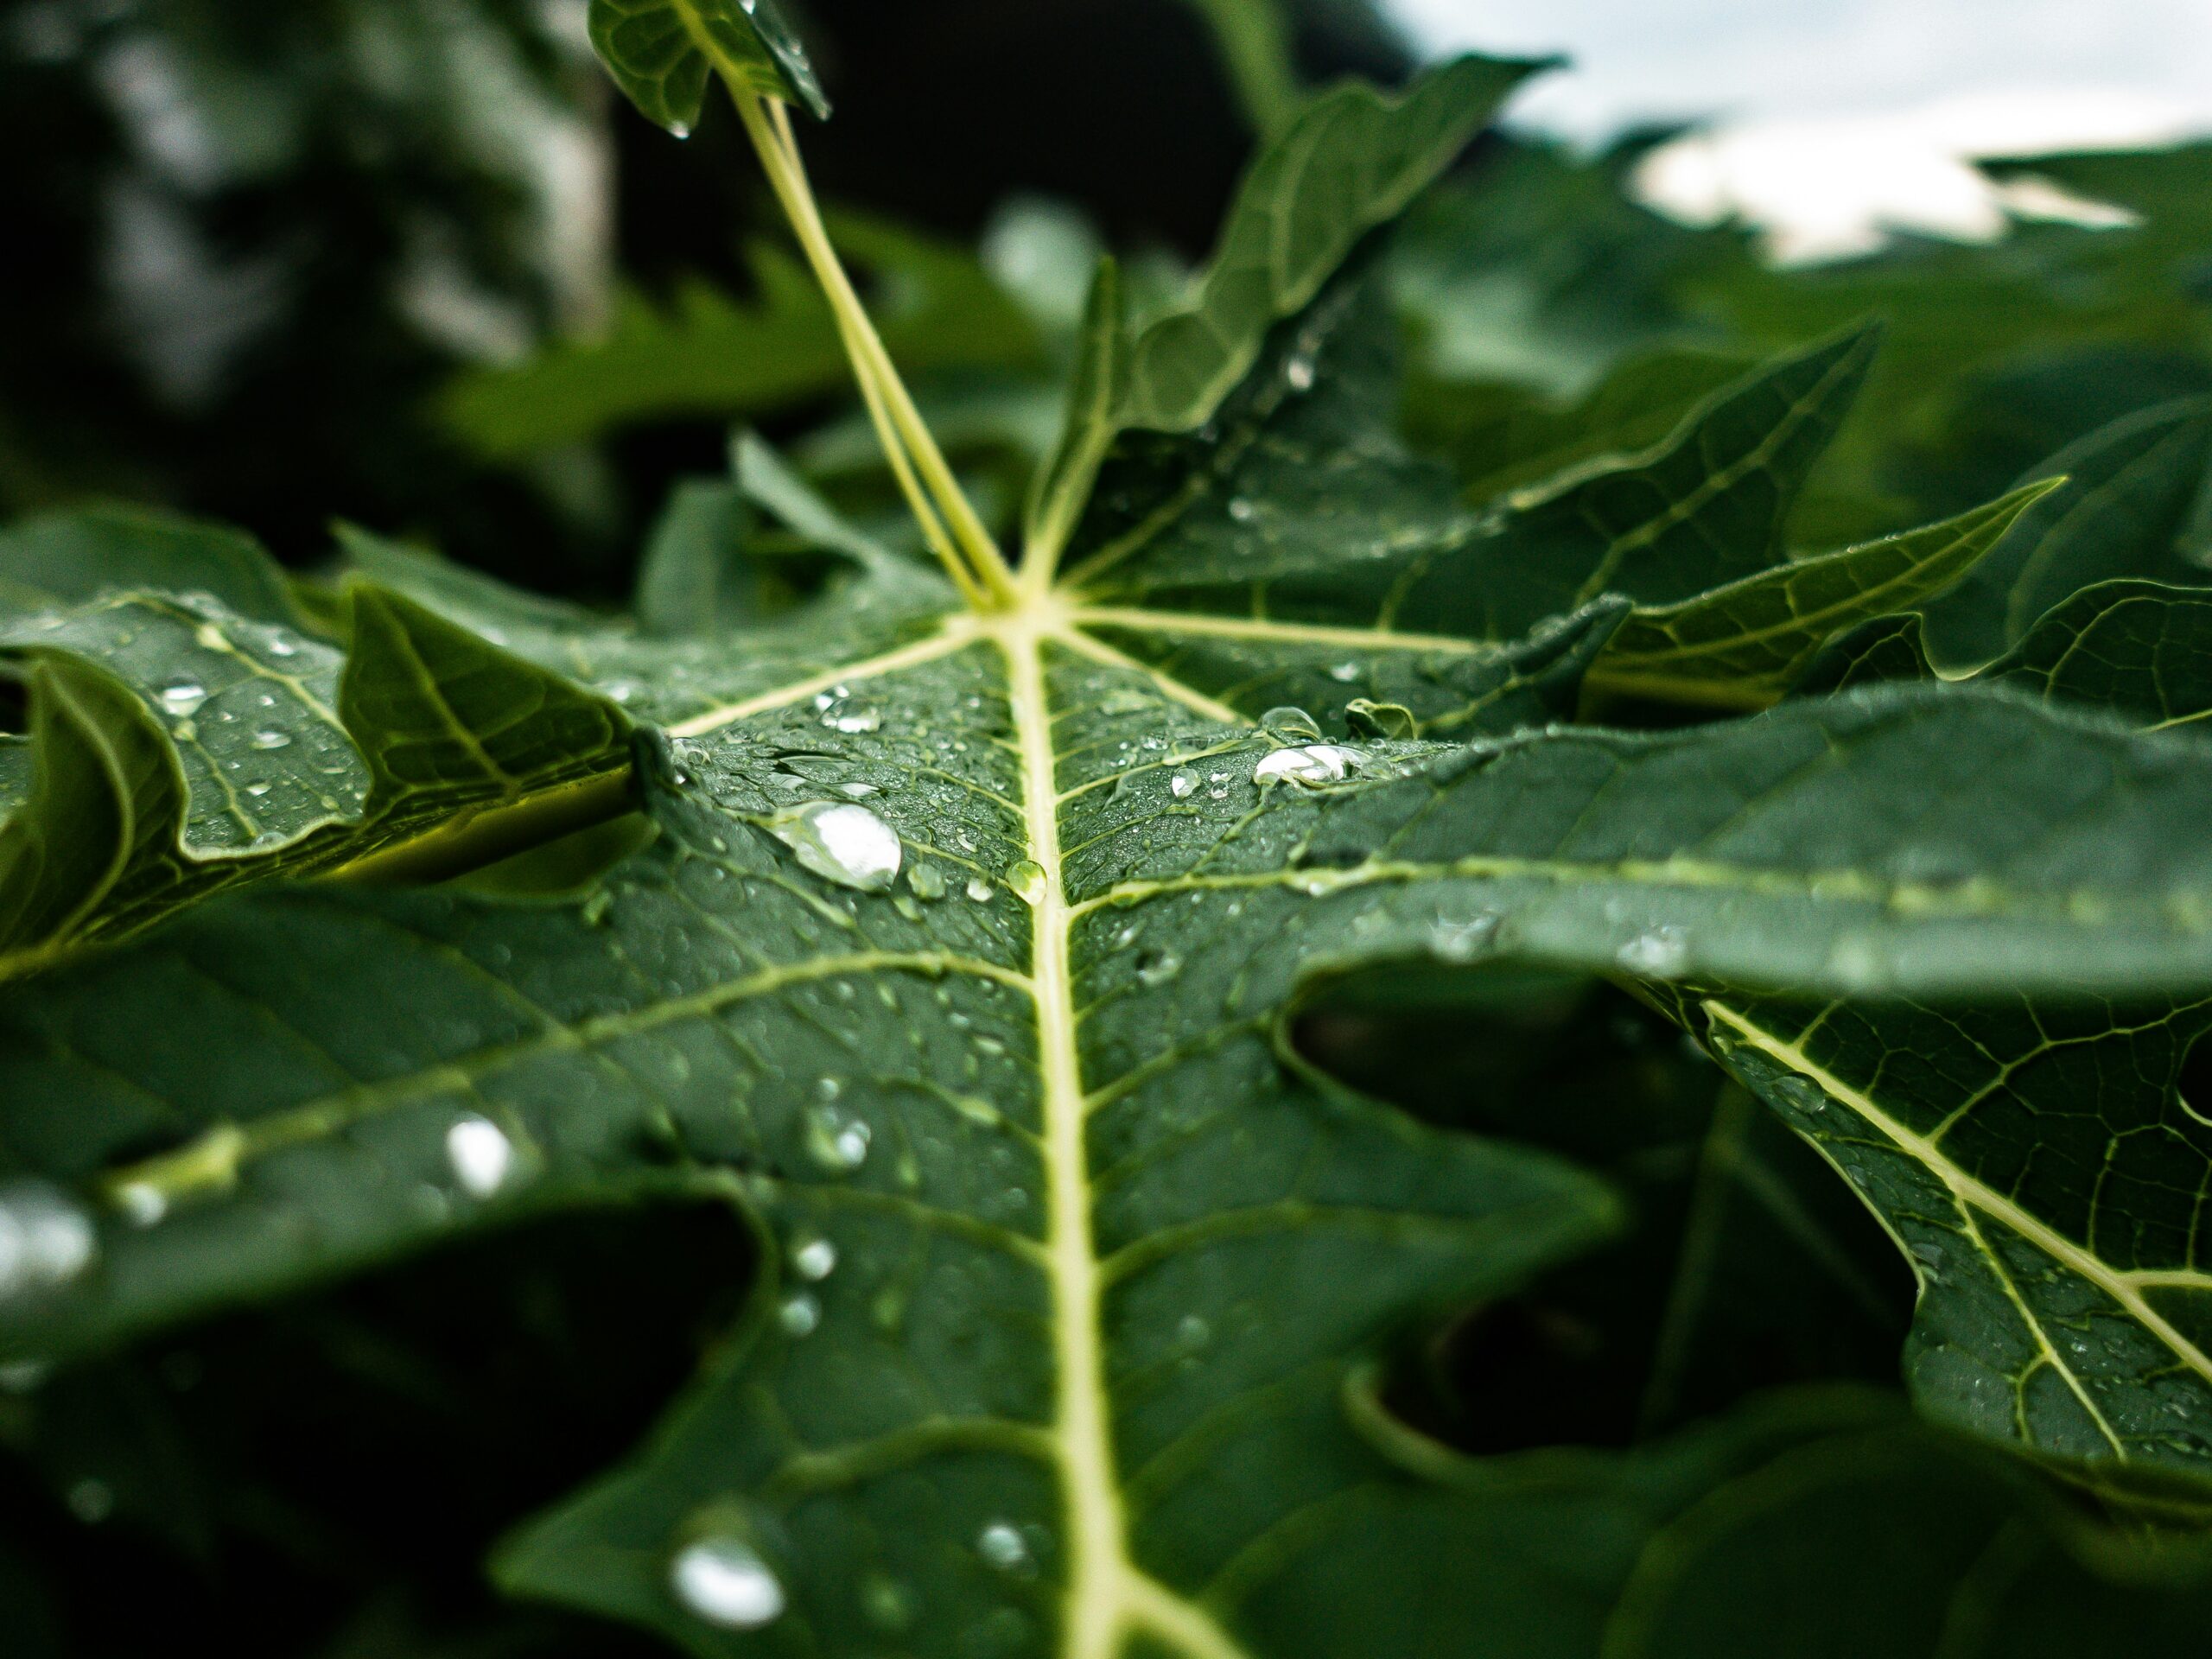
[728,83,1015,608]
[1185,0,1300,135]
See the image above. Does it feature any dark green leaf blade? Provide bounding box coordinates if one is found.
[1583,480,2058,713]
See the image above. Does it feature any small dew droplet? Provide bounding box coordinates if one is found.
[157,682,207,716]
[1615,926,1689,977]
[792,1236,838,1281]
[445,1116,515,1198]
[977,1522,1031,1572]
[966,878,994,903]
[671,1537,784,1629]
[0,1182,97,1301]
[779,1293,821,1336]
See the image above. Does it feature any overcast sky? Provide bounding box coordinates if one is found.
[1388,0,2212,258]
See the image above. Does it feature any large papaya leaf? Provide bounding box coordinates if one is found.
[10,59,2212,1659]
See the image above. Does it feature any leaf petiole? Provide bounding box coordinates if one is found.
[724,81,1016,609]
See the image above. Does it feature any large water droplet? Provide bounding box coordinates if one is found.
[445,1116,515,1198]
[1007,859,1047,906]
[157,683,207,716]
[769,802,901,892]
[908,862,946,900]
[0,1182,96,1300]
[1253,745,1363,786]
[671,1537,785,1629]
[251,728,292,751]
[966,878,994,903]
[1260,707,1321,740]
[1168,771,1195,799]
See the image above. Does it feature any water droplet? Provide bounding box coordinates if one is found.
[445,1116,515,1198]
[791,1236,837,1281]
[1285,353,1317,391]
[1226,497,1256,523]
[114,1183,166,1227]
[824,707,882,734]
[171,718,197,743]
[158,682,207,716]
[1253,745,1363,786]
[1007,859,1047,905]
[779,1293,821,1336]
[267,636,299,658]
[0,1182,96,1300]
[977,1522,1031,1572]
[1615,926,1689,976]
[768,802,901,892]
[1177,1313,1211,1348]
[838,781,880,798]
[1169,771,1195,798]
[804,1105,872,1173]
[1135,950,1182,988]
[1428,913,1498,963]
[1261,706,1321,740]
[251,728,292,751]
[671,1537,784,1629]
[1328,662,1360,683]
[909,862,946,900]
[966,878,994,903]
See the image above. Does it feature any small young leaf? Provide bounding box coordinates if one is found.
[588,0,828,132]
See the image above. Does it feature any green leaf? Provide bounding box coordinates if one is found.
[1066,310,1880,648]
[16,71,2212,1659]
[1025,56,1543,566]
[1582,480,2060,713]
[1921,397,2212,666]
[0,505,300,626]
[443,215,1041,458]
[1706,992,2212,1516]
[0,563,634,975]
[587,0,828,131]
[1801,578,2212,736]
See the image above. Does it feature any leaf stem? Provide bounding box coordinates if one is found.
[726,82,1016,608]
